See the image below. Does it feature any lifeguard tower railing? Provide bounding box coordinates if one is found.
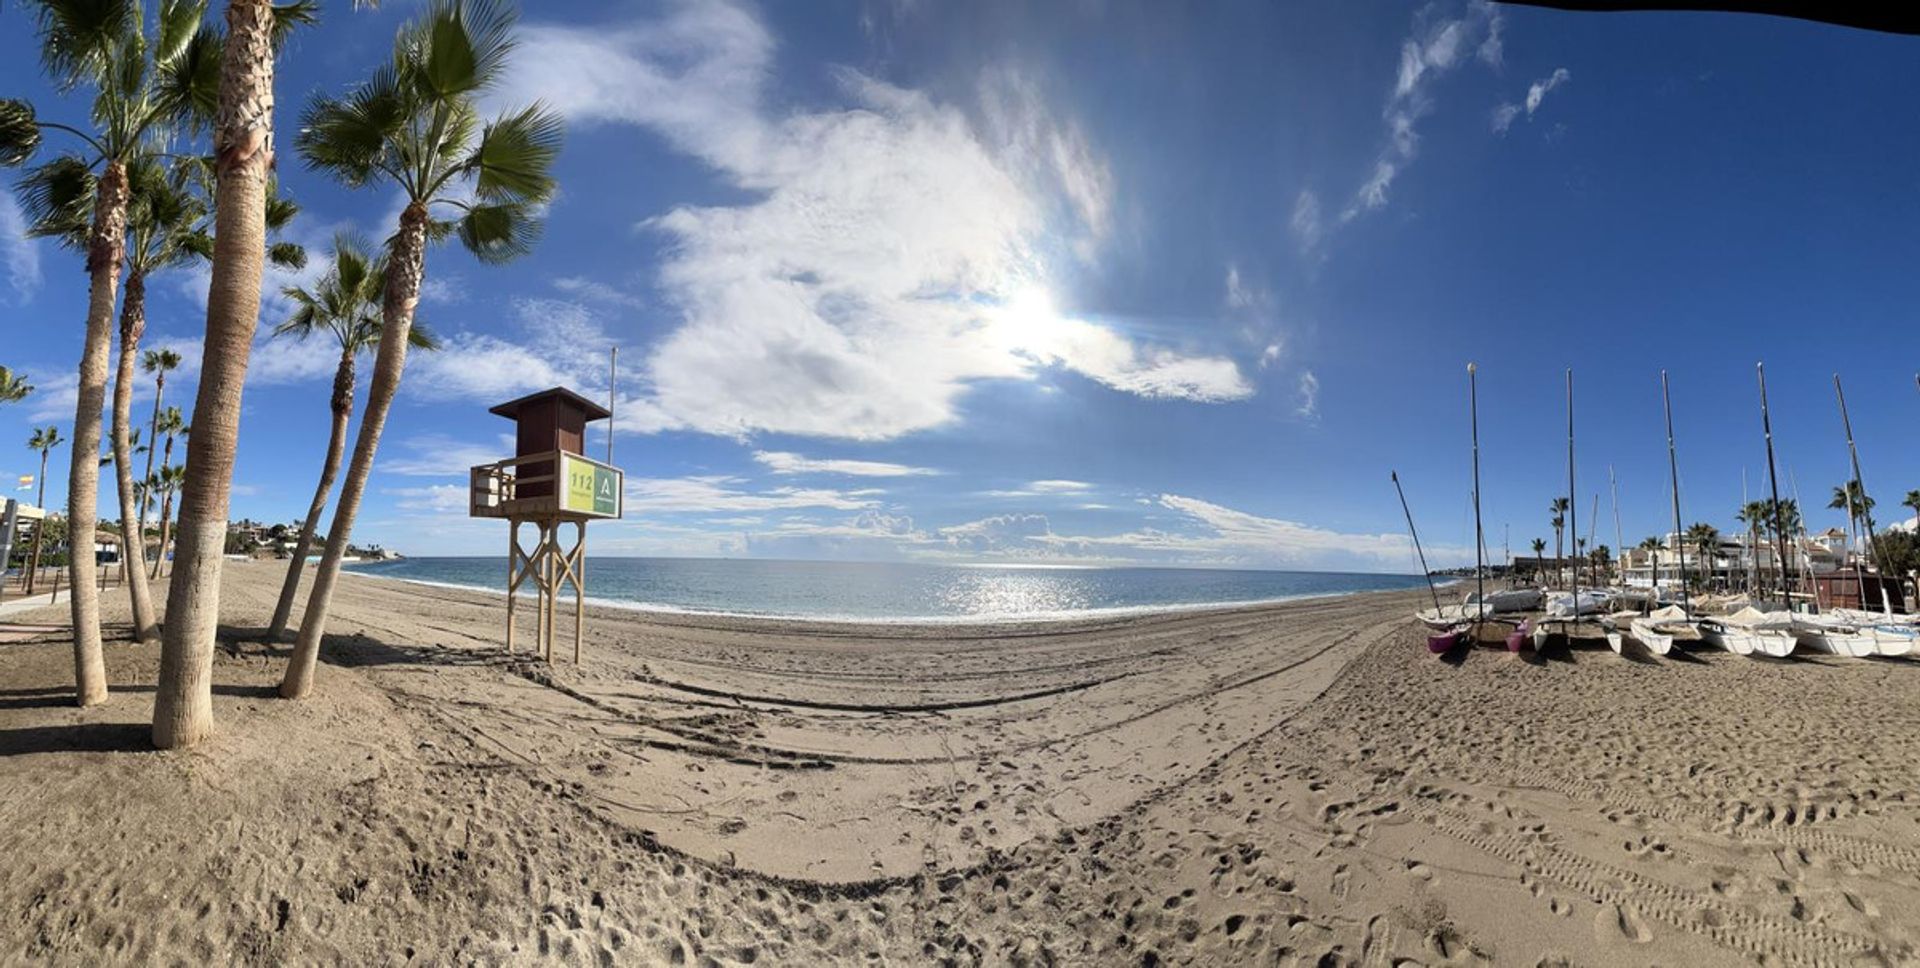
[469,449,624,521]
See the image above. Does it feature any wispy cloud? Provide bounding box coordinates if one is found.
[500,0,1249,441]
[0,192,41,305]
[1492,67,1571,134]
[753,450,940,477]
[1342,1,1503,222]
[1295,371,1320,420]
[980,478,1094,498]
[625,475,883,513]
[1289,190,1323,255]
[379,433,518,477]
[552,276,646,309]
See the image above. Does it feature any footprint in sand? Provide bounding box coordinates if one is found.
[1593,902,1652,944]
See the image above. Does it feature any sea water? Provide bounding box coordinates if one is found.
[344,557,1429,623]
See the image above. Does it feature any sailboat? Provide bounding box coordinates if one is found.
[1393,471,1470,653]
[1535,370,1603,647]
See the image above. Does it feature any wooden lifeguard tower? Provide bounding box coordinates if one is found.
[469,387,623,661]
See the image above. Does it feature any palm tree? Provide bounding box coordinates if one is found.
[28,161,187,644]
[1549,497,1569,582]
[0,366,32,404]
[265,234,438,639]
[1686,522,1720,587]
[27,426,63,510]
[1904,490,1920,531]
[1,0,220,707]
[147,463,187,577]
[152,0,332,748]
[148,406,185,579]
[25,425,63,589]
[139,348,183,524]
[1830,479,1874,561]
[282,0,563,700]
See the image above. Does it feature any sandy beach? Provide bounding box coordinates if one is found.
[2,562,1916,965]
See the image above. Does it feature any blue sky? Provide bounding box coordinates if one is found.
[4,0,1920,571]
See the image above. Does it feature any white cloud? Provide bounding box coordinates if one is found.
[0,192,41,305]
[1494,67,1571,134]
[388,483,468,513]
[501,0,1248,442]
[1490,102,1522,134]
[1029,494,1470,571]
[1296,370,1320,419]
[380,433,517,477]
[406,298,608,403]
[553,276,646,309]
[1527,67,1571,114]
[939,512,1052,553]
[420,275,467,305]
[980,478,1094,498]
[1289,190,1323,254]
[625,475,882,513]
[752,450,939,477]
[1030,479,1091,493]
[1343,1,1503,222]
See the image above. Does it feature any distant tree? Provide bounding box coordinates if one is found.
[138,348,183,524]
[1549,498,1569,575]
[0,366,32,405]
[1830,479,1874,558]
[1903,490,1920,529]
[26,426,63,508]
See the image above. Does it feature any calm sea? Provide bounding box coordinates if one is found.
[343,557,1431,623]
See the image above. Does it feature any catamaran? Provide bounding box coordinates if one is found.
[1626,604,1700,656]
[1699,604,1796,657]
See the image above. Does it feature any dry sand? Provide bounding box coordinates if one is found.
[2,562,1917,965]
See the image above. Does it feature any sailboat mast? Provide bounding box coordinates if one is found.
[1469,364,1485,625]
[1661,371,1690,611]
[1610,466,1624,589]
[1393,471,1445,612]
[1567,369,1579,607]
[1835,374,1889,608]
[1756,363,1791,609]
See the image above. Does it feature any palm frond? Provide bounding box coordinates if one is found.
[153,0,207,69]
[14,153,96,250]
[270,0,320,49]
[408,0,516,99]
[150,21,221,128]
[0,99,44,167]
[405,319,442,351]
[456,200,541,264]
[34,0,140,92]
[268,240,307,270]
[295,63,406,188]
[466,102,561,205]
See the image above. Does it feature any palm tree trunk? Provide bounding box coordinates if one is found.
[283,202,428,700]
[140,377,162,526]
[153,0,278,749]
[268,351,353,639]
[153,485,175,580]
[113,271,159,644]
[150,432,177,581]
[28,450,48,592]
[67,160,130,708]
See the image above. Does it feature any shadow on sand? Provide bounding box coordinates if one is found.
[0,721,150,756]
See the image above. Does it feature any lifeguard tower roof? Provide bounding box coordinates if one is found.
[488,386,611,422]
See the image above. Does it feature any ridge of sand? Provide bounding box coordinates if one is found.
[2,561,1916,965]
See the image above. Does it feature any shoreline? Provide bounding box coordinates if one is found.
[337,558,1437,628]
